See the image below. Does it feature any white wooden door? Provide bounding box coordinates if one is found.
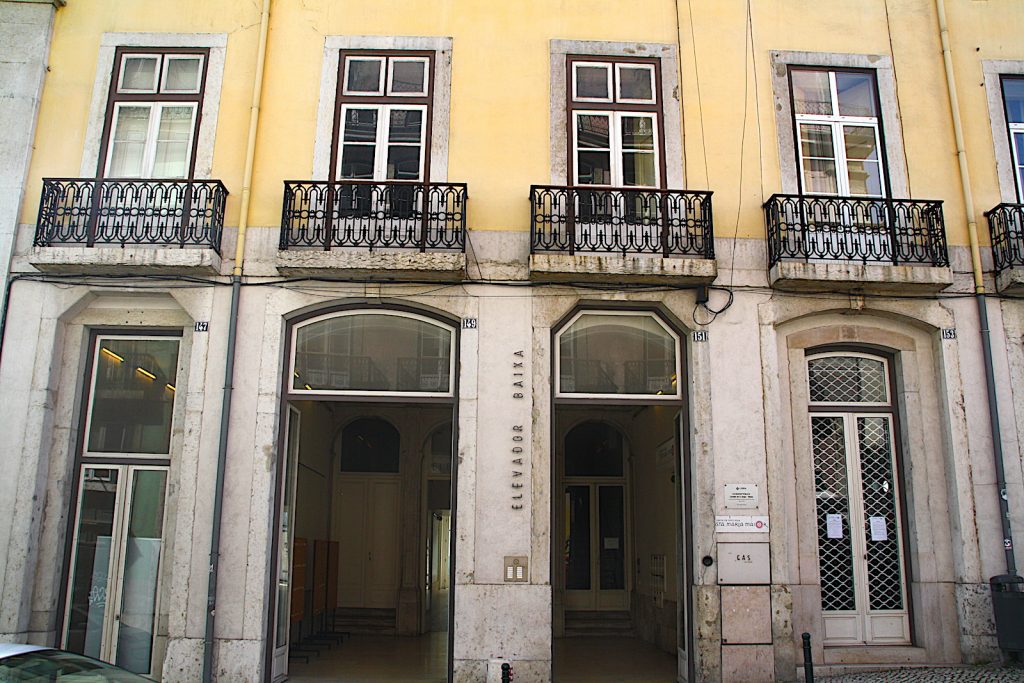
[271,405,300,681]
[335,475,400,608]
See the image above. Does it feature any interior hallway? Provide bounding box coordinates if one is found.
[553,636,677,683]
[287,631,447,683]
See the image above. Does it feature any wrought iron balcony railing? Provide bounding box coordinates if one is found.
[764,194,948,268]
[985,203,1024,273]
[280,180,466,252]
[530,185,714,258]
[35,178,227,252]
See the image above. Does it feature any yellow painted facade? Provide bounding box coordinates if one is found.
[22,0,1024,245]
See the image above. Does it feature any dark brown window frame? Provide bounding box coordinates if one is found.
[329,50,436,183]
[566,54,668,190]
[96,47,211,180]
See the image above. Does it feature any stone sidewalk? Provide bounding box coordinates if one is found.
[818,663,1024,682]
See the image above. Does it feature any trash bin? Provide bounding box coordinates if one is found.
[990,574,1024,654]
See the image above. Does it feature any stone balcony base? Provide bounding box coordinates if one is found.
[276,249,466,281]
[29,246,222,275]
[770,260,953,293]
[530,252,717,284]
[996,266,1024,296]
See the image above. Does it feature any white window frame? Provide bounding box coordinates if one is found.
[554,310,681,401]
[792,69,886,198]
[387,56,430,97]
[342,56,386,96]
[82,335,182,459]
[337,103,428,181]
[572,110,660,188]
[572,61,614,103]
[104,101,199,179]
[614,63,657,105]
[288,310,456,399]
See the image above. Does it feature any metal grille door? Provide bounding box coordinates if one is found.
[808,354,909,645]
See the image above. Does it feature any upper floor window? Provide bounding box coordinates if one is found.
[332,51,434,182]
[790,68,885,197]
[1002,76,1024,201]
[100,49,209,179]
[569,57,663,188]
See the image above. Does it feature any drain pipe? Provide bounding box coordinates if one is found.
[935,0,1016,575]
[202,1,272,681]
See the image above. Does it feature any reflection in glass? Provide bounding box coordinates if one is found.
[152,106,195,178]
[391,60,426,93]
[388,109,423,143]
[836,72,878,118]
[559,314,677,396]
[120,57,158,92]
[347,59,382,92]
[792,70,832,116]
[163,57,202,92]
[87,339,180,455]
[340,146,375,179]
[564,486,591,589]
[108,106,151,177]
[575,65,610,100]
[802,159,839,194]
[577,151,612,185]
[293,314,453,393]
[115,470,167,674]
[618,66,654,101]
[577,115,610,148]
[622,152,656,186]
[343,109,378,143]
[1004,78,1024,124]
[800,123,836,160]
[65,468,119,660]
[620,116,654,150]
[387,146,422,180]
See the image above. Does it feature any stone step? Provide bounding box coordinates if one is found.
[331,607,397,634]
[563,610,634,637]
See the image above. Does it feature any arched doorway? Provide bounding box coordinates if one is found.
[551,309,690,682]
[267,307,458,683]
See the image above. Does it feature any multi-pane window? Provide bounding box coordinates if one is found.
[333,52,433,182]
[569,58,663,188]
[101,50,207,178]
[791,68,886,197]
[1002,76,1024,201]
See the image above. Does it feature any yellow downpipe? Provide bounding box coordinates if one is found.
[935,0,984,293]
[232,0,271,276]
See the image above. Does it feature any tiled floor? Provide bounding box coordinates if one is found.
[553,636,677,683]
[287,631,448,682]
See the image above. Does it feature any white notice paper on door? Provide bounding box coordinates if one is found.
[869,516,888,541]
[826,514,843,539]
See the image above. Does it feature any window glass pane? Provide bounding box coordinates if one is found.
[836,72,878,118]
[87,339,180,454]
[386,145,422,180]
[575,64,610,100]
[622,152,656,186]
[64,468,119,659]
[388,109,423,144]
[346,58,383,93]
[564,486,591,589]
[844,125,883,196]
[565,422,624,476]
[1015,132,1024,192]
[618,65,654,101]
[802,159,838,194]
[390,59,426,94]
[293,314,453,393]
[620,116,655,150]
[1005,78,1024,124]
[339,146,375,179]
[341,418,400,472]
[163,56,202,93]
[843,126,879,161]
[559,313,678,395]
[115,470,167,674]
[808,355,888,403]
[343,108,378,143]
[577,151,611,185]
[108,106,151,177]
[800,123,836,159]
[792,69,832,116]
[120,56,159,92]
[576,114,610,149]
[152,105,194,178]
[846,160,882,196]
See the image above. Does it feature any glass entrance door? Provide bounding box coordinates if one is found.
[64,466,168,676]
[271,405,301,681]
[563,483,627,610]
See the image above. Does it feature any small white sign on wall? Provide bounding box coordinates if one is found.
[715,515,769,533]
[723,483,759,509]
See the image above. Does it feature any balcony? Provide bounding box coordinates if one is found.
[764,194,953,292]
[986,203,1024,295]
[31,178,227,274]
[277,180,467,280]
[529,185,716,284]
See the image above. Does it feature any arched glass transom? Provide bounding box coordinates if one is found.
[808,353,889,405]
[556,311,681,399]
[290,310,455,396]
[565,421,624,477]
